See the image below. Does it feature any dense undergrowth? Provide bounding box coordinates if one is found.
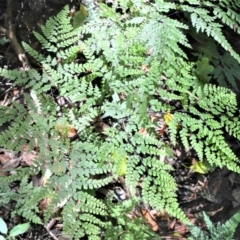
[1,0,240,239]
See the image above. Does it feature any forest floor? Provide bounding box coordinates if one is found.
[1,0,240,239]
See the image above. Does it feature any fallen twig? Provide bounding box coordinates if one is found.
[44,224,59,240]
[5,0,30,69]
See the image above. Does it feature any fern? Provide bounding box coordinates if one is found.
[188,211,240,240]
[183,1,240,90]
[168,84,240,171]
[104,197,161,240]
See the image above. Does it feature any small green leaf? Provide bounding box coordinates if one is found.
[0,235,6,240]
[0,218,7,235]
[190,161,211,174]
[9,223,30,237]
[0,37,9,45]
[72,4,88,28]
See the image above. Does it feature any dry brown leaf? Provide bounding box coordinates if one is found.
[2,157,21,169]
[22,150,37,166]
[55,124,78,139]
[169,219,176,229]
[172,220,188,235]
[0,154,11,164]
[0,149,15,164]
[67,126,78,138]
[142,209,159,231]
[39,197,52,212]
[186,213,201,225]
[139,128,148,135]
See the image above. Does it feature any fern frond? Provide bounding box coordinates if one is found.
[188,211,240,240]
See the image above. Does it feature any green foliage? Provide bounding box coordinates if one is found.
[104,197,160,240]
[185,0,240,90]
[168,84,240,172]
[72,4,89,28]
[1,1,240,239]
[0,37,9,45]
[0,217,30,240]
[194,57,214,86]
[188,211,240,240]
